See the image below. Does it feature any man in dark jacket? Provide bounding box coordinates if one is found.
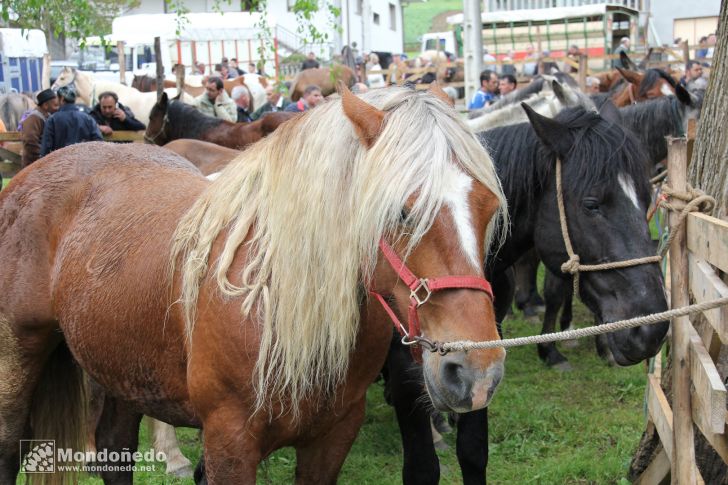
[301,52,320,70]
[251,85,291,120]
[21,89,59,168]
[40,86,103,156]
[90,91,146,137]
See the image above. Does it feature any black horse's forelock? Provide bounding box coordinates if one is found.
[619,95,684,166]
[480,106,651,217]
[162,100,225,140]
[637,68,676,98]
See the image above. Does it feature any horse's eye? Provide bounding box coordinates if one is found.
[400,208,411,224]
[582,198,601,214]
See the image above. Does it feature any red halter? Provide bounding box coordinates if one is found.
[369,240,494,358]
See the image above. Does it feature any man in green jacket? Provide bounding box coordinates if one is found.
[192,77,237,121]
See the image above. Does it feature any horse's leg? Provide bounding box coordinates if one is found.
[0,322,83,483]
[201,407,260,484]
[294,398,366,484]
[93,394,143,485]
[537,270,570,368]
[146,418,193,478]
[383,334,439,485]
[560,277,574,332]
[455,408,489,485]
[513,249,542,319]
[86,376,106,454]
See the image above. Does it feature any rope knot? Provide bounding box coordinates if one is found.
[561,255,580,274]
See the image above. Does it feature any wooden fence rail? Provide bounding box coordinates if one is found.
[634,137,728,484]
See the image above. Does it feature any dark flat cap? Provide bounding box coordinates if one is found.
[36,89,56,105]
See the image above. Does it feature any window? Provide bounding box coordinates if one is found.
[389,3,396,30]
[287,0,295,12]
[356,0,362,14]
[373,12,380,25]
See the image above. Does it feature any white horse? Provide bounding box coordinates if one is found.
[52,67,193,125]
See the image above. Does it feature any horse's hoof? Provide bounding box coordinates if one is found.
[168,464,194,478]
[552,361,573,372]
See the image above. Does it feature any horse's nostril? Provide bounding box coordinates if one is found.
[442,360,464,384]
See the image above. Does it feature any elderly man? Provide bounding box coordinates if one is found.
[231,86,253,122]
[251,85,291,120]
[585,76,601,94]
[284,85,323,113]
[193,77,237,121]
[90,91,146,137]
[21,88,59,167]
[612,37,631,68]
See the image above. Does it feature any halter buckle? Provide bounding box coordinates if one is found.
[410,278,432,307]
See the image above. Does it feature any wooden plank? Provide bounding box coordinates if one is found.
[688,324,727,434]
[0,131,144,143]
[688,254,728,345]
[687,212,728,274]
[647,374,674,460]
[667,136,697,484]
[634,448,670,485]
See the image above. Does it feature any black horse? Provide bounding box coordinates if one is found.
[383,104,669,484]
[537,86,699,368]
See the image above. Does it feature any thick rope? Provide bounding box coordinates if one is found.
[442,296,728,352]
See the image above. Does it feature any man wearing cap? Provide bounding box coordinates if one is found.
[40,86,103,157]
[21,89,60,168]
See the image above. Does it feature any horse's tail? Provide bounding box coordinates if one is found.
[27,340,88,485]
[0,96,13,129]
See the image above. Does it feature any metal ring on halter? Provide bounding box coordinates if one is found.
[401,333,418,346]
[410,278,432,306]
[413,336,450,356]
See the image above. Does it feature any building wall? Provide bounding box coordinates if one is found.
[124,0,403,56]
[648,0,720,45]
[485,0,645,11]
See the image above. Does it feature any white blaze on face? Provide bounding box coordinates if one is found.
[206,172,221,181]
[443,169,480,270]
[618,173,641,211]
[660,82,674,97]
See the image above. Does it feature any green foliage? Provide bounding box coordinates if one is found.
[18,265,648,484]
[402,0,461,46]
[1,0,140,45]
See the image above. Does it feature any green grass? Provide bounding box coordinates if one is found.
[402,0,462,48]
[18,266,648,484]
[2,177,9,189]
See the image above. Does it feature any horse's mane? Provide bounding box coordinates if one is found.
[166,100,225,139]
[619,95,685,165]
[169,87,507,418]
[638,68,676,98]
[480,106,650,217]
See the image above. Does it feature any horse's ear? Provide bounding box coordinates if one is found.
[621,51,638,71]
[159,92,169,106]
[428,82,454,107]
[551,80,567,104]
[521,102,573,156]
[338,81,385,149]
[616,67,642,85]
[638,48,653,70]
[598,99,622,125]
[675,82,693,106]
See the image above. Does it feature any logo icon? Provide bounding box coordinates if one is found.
[20,440,55,473]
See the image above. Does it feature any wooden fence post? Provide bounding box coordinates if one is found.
[578,54,587,92]
[155,37,164,101]
[667,136,698,484]
[118,41,126,85]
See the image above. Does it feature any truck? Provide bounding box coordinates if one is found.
[0,28,48,94]
[422,3,639,70]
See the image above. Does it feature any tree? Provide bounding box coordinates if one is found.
[629,0,728,481]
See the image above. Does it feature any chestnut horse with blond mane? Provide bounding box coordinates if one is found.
[0,85,508,484]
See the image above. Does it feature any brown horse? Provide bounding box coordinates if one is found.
[0,85,508,484]
[163,138,239,175]
[144,92,298,149]
[610,67,677,107]
[289,65,356,101]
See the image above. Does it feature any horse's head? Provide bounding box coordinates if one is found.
[340,85,507,412]
[51,67,76,91]
[524,104,668,366]
[618,67,676,102]
[144,92,171,145]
